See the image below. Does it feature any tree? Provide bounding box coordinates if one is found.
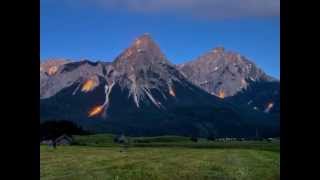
[190,136,198,142]
[207,135,216,141]
[40,120,90,140]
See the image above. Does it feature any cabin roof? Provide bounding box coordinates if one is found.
[55,134,73,142]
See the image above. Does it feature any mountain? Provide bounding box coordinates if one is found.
[225,81,280,114]
[40,59,70,74]
[40,59,112,99]
[177,47,280,114]
[40,34,279,137]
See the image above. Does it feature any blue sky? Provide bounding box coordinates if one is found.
[40,0,280,78]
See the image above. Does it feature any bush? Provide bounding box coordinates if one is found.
[190,136,198,142]
[207,136,216,141]
[40,120,90,140]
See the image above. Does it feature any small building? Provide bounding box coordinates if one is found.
[40,140,53,145]
[55,134,73,145]
[114,134,129,144]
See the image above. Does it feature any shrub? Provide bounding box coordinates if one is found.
[190,136,198,142]
[40,120,90,140]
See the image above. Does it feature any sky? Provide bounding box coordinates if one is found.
[40,0,280,78]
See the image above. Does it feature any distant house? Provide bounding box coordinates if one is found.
[55,134,73,145]
[114,134,128,144]
[40,140,53,145]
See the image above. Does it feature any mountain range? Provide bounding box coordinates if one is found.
[40,34,280,137]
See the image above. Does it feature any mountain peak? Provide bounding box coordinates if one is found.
[136,32,152,40]
[212,47,225,54]
[179,46,277,97]
[131,33,158,50]
[114,33,168,67]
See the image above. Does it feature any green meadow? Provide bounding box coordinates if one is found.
[40,134,280,180]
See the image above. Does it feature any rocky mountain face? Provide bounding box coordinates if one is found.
[225,81,280,114]
[107,34,196,108]
[40,34,279,137]
[40,59,70,75]
[177,47,280,114]
[178,47,277,97]
[40,60,111,99]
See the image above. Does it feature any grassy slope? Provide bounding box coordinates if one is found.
[41,135,279,180]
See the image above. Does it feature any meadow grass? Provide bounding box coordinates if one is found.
[40,135,279,180]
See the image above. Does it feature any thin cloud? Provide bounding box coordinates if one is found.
[76,0,280,19]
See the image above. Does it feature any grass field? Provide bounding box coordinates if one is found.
[40,135,280,180]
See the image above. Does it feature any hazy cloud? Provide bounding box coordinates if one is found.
[77,0,280,19]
